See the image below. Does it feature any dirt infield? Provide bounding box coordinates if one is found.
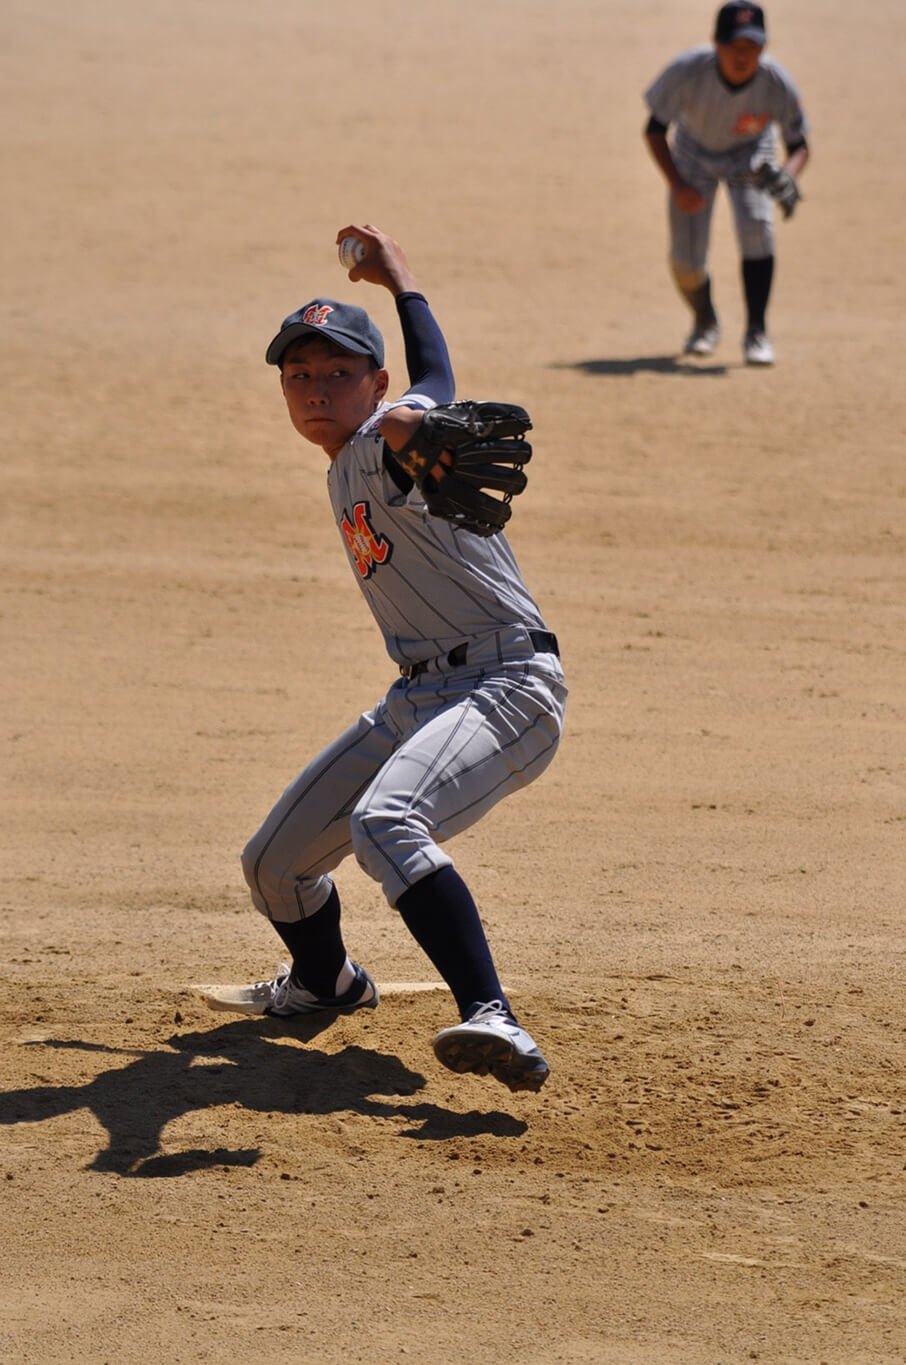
[2,1,904,1361]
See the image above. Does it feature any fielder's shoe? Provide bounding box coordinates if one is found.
[203,961,379,1017]
[433,1000,550,1093]
[684,321,721,356]
[743,329,775,366]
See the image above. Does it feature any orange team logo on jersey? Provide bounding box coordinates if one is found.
[302,303,333,326]
[341,501,392,579]
[734,113,771,136]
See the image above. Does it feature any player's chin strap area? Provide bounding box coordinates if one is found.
[400,630,559,682]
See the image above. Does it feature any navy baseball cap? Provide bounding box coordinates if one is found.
[714,2,767,44]
[265,298,385,367]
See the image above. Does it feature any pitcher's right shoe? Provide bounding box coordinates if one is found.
[433,1000,550,1093]
[203,962,379,1017]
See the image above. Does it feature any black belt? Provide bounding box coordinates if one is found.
[399,630,559,682]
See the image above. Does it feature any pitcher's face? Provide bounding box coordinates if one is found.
[280,338,388,459]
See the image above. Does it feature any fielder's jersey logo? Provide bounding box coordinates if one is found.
[341,501,392,579]
[302,303,333,327]
[735,112,770,136]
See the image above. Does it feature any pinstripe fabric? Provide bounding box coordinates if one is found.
[669,131,777,267]
[239,394,567,920]
[354,663,566,904]
[241,660,567,918]
[328,401,547,668]
[646,48,808,270]
[645,48,808,157]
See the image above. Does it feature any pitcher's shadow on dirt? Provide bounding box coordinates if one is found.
[0,1018,527,1177]
[556,356,728,377]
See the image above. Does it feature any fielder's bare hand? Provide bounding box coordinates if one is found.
[671,181,706,214]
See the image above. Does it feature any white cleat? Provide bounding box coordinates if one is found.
[201,962,379,1017]
[433,1000,550,1093]
[743,330,775,366]
[684,322,721,356]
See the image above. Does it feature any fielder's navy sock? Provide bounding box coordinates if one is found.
[689,277,718,329]
[270,886,347,998]
[396,866,511,1019]
[742,255,774,332]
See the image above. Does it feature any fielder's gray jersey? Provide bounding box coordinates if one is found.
[645,46,808,160]
[327,395,547,671]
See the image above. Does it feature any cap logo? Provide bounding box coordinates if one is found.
[302,304,333,327]
[736,7,754,21]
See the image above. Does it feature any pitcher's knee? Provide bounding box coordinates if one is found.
[350,806,449,906]
[240,830,292,915]
[241,834,333,919]
[239,836,271,916]
[240,833,263,893]
[349,808,387,884]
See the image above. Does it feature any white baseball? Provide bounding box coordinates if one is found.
[338,236,366,269]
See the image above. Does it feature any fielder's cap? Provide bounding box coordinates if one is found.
[265,298,385,367]
[714,1,767,45]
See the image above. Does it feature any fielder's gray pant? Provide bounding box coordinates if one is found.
[669,127,776,275]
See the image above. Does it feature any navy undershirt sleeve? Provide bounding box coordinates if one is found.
[395,291,455,405]
[382,291,456,492]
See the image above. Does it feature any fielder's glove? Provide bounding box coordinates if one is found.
[752,162,801,219]
[392,400,532,537]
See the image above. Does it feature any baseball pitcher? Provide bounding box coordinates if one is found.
[209,225,567,1094]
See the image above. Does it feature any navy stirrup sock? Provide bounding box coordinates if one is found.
[396,866,511,1019]
[270,886,347,998]
[742,255,774,332]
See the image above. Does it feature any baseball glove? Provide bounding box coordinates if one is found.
[392,400,533,537]
[752,162,801,219]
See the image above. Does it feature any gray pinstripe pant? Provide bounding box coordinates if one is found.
[241,659,567,919]
[669,127,777,269]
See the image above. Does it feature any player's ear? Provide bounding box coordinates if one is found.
[373,368,389,403]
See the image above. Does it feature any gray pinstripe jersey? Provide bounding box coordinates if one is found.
[645,46,808,159]
[326,395,547,670]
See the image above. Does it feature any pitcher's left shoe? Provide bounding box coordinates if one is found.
[433,1000,550,1092]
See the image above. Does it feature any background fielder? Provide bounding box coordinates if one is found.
[643,1,810,366]
[212,224,567,1093]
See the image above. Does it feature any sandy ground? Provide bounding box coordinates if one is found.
[2,0,904,1361]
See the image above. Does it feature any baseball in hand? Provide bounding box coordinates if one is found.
[338,236,366,269]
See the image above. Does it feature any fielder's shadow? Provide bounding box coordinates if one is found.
[0,1018,526,1176]
[556,356,729,377]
